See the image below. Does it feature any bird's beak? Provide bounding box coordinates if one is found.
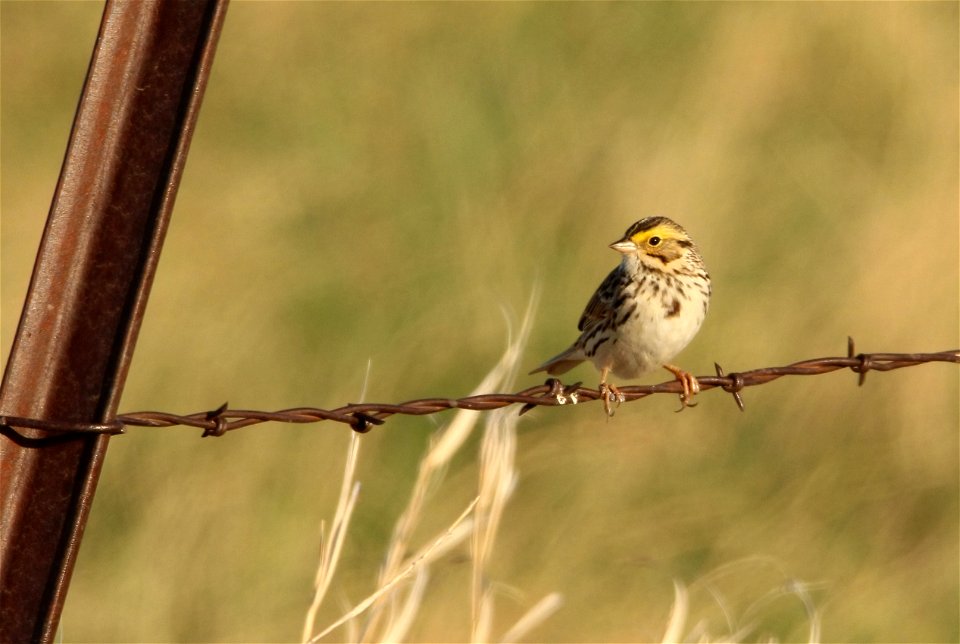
[609,238,637,254]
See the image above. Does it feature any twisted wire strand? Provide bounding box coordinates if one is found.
[120,342,958,436]
[2,342,957,439]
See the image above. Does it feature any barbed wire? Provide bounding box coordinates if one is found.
[1,340,957,440]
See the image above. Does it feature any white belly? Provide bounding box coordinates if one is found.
[589,291,706,380]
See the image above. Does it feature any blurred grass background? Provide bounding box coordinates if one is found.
[2,2,957,642]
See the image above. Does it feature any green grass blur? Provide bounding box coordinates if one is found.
[2,2,957,642]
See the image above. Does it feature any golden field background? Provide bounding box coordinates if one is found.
[2,2,958,642]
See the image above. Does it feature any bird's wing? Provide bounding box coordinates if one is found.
[577,267,621,333]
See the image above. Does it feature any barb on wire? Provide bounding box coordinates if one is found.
[1,341,957,440]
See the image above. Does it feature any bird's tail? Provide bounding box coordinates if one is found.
[529,345,585,376]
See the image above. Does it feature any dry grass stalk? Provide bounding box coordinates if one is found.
[471,376,519,640]
[499,592,564,644]
[661,581,689,644]
[376,567,429,644]
[303,361,375,641]
[302,432,362,642]
[470,298,537,642]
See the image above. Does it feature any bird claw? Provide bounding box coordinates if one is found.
[664,364,700,412]
[599,382,625,417]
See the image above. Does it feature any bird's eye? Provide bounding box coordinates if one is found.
[648,236,661,246]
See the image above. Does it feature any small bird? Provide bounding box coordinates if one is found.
[531,216,711,415]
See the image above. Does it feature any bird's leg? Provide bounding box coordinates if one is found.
[598,366,624,417]
[663,363,700,411]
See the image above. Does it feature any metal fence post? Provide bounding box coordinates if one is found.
[0,1,228,641]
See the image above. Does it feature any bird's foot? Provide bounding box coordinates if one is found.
[599,381,625,417]
[663,364,700,412]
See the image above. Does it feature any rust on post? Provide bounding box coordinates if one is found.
[0,1,228,641]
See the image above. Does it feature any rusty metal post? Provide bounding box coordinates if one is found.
[0,1,228,641]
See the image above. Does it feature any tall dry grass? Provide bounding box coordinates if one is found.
[301,297,564,643]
